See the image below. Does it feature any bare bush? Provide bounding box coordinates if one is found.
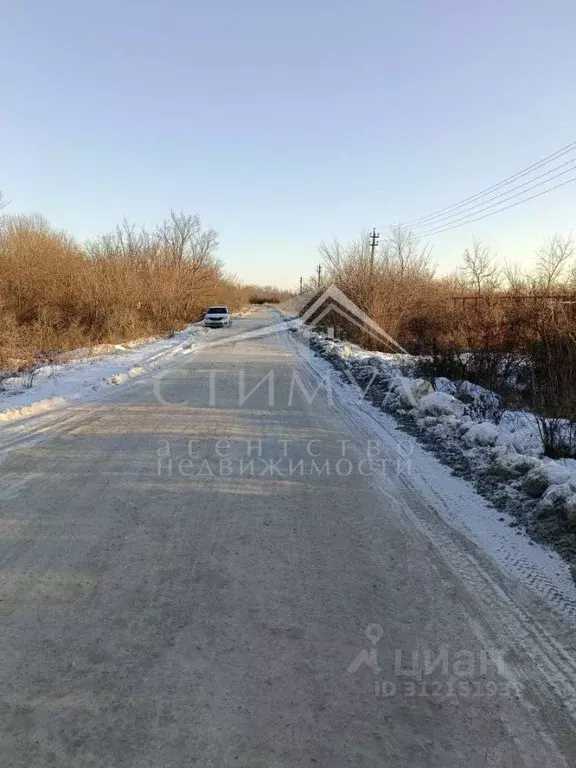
[0,209,249,371]
[529,335,576,457]
[316,227,441,350]
[312,227,576,433]
[247,285,294,304]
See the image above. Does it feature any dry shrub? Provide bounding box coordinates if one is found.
[0,210,249,371]
[311,228,576,439]
[528,333,576,457]
[246,285,293,305]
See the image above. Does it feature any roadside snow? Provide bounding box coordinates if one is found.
[303,330,576,588]
[492,452,541,479]
[0,325,209,424]
[462,421,505,447]
[418,391,466,418]
[386,377,432,408]
[289,329,576,619]
[522,464,574,498]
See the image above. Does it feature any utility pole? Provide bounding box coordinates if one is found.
[368,227,380,333]
[316,264,322,289]
[299,276,303,295]
[369,227,380,281]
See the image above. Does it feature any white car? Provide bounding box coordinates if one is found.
[203,306,232,328]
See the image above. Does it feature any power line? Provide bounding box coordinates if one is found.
[401,140,576,227]
[414,162,576,236]
[416,175,576,238]
[405,140,576,227]
[411,157,576,233]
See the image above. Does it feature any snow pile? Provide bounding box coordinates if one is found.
[491,452,541,479]
[61,337,158,363]
[0,325,208,424]
[306,331,576,573]
[418,391,465,418]
[522,464,573,498]
[462,421,512,448]
[536,484,574,517]
[386,376,433,409]
[565,495,576,527]
[106,366,146,386]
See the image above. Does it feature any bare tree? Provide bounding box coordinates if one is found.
[380,224,434,279]
[113,219,155,264]
[86,219,158,264]
[461,238,500,294]
[317,233,375,310]
[567,261,576,289]
[85,210,221,323]
[152,211,221,326]
[318,238,347,280]
[156,210,219,269]
[319,234,371,280]
[502,259,526,293]
[0,212,52,234]
[535,233,575,291]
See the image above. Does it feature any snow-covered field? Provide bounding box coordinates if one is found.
[297,329,576,586]
[0,324,210,424]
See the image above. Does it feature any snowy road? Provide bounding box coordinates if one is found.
[0,308,575,766]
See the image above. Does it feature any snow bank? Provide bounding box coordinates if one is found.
[565,495,576,527]
[462,421,515,448]
[418,391,465,418]
[522,464,574,498]
[492,452,541,479]
[0,325,208,424]
[536,483,574,517]
[386,377,433,408]
[300,329,576,614]
[306,330,576,577]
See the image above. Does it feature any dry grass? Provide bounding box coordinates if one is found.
[0,211,251,371]
[312,228,576,455]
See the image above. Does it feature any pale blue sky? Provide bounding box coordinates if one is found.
[1,0,575,287]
